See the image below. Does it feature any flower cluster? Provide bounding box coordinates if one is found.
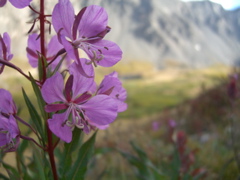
[39,0,126,142]
[0,89,20,152]
[0,0,126,146]
[51,0,122,76]
[42,59,126,142]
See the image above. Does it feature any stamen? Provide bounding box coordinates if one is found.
[66,120,74,127]
[75,116,79,124]
[96,54,104,62]
[76,123,84,129]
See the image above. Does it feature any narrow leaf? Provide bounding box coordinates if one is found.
[22,88,45,143]
[59,129,82,177]
[33,150,47,180]
[2,163,20,180]
[28,72,47,127]
[17,139,29,155]
[0,173,8,180]
[66,132,97,180]
[38,53,47,81]
[130,141,148,162]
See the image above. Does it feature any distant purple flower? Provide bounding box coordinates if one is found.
[0,32,13,74]
[97,71,127,112]
[168,119,177,128]
[52,0,122,76]
[0,89,20,152]
[26,34,64,69]
[0,0,31,8]
[41,59,118,143]
[152,121,160,131]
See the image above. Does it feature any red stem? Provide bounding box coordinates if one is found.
[39,0,46,83]
[39,0,58,179]
[20,135,47,151]
[47,122,58,180]
[29,5,40,15]
[0,58,41,85]
[15,115,39,138]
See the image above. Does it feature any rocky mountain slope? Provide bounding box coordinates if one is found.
[1,0,240,68]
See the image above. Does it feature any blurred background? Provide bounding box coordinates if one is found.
[1,0,240,179]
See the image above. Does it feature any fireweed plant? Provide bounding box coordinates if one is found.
[0,0,127,179]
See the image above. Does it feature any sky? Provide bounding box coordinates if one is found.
[182,0,240,10]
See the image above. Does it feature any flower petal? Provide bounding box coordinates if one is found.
[8,0,31,8]
[41,73,66,104]
[98,72,127,112]
[0,89,17,114]
[45,104,68,113]
[69,58,95,99]
[0,0,7,7]
[80,95,118,126]
[0,114,20,151]
[27,33,40,68]
[114,99,127,112]
[47,35,63,69]
[79,5,108,38]
[8,114,20,139]
[0,114,8,131]
[89,122,109,130]
[52,0,74,39]
[48,111,72,143]
[0,133,7,147]
[3,33,12,61]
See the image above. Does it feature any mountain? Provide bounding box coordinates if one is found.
[1,0,240,68]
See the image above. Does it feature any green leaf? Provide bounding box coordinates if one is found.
[22,88,45,143]
[66,132,97,180]
[130,141,148,162]
[38,53,47,81]
[169,148,181,180]
[29,73,47,120]
[59,129,82,178]
[120,142,168,180]
[0,173,9,180]
[2,163,20,180]
[17,139,29,155]
[94,147,113,155]
[120,151,152,180]
[24,147,49,180]
[33,150,47,180]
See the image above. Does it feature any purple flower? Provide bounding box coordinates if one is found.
[168,119,177,128]
[97,71,127,112]
[26,34,64,69]
[0,32,13,74]
[0,0,31,8]
[0,89,20,152]
[52,0,122,76]
[152,121,160,131]
[41,59,118,143]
